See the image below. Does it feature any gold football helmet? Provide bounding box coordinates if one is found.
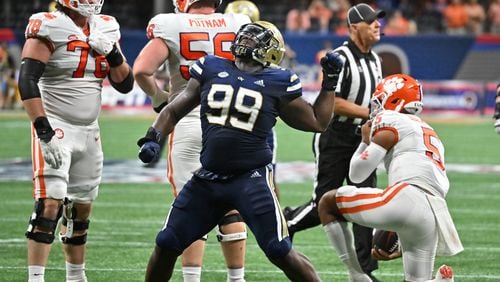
[231,21,285,66]
[225,0,260,22]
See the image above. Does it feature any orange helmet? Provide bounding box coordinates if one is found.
[56,0,103,17]
[371,74,423,117]
[173,0,221,13]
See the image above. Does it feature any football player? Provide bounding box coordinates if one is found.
[317,74,463,281]
[18,0,133,281]
[137,21,344,281]
[132,0,250,281]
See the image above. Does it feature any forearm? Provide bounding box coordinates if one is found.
[108,62,131,83]
[134,72,161,97]
[22,98,46,122]
[312,89,335,130]
[349,142,386,183]
[334,97,369,119]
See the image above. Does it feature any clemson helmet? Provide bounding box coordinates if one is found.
[225,0,260,22]
[231,21,285,66]
[56,0,103,17]
[173,0,222,13]
[371,73,423,117]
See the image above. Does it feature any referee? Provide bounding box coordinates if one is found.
[284,3,385,281]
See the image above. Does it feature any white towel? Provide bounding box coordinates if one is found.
[425,194,464,256]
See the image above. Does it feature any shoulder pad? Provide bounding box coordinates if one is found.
[92,14,121,42]
[146,13,177,40]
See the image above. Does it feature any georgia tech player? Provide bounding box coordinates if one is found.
[132,0,250,281]
[18,0,133,281]
[137,20,344,282]
[318,74,463,282]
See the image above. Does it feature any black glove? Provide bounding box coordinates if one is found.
[320,51,345,91]
[137,127,162,163]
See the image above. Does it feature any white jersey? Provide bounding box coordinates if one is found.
[25,11,121,124]
[147,12,250,101]
[371,111,449,197]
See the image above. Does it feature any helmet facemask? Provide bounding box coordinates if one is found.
[57,0,104,17]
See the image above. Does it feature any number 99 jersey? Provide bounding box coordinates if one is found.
[371,110,449,197]
[25,11,120,124]
[146,12,250,100]
[189,55,302,175]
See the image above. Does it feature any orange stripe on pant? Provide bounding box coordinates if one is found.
[31,127,47,199]
[337,183,409,214]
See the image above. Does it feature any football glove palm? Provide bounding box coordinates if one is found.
[40,138,64,169]
[88,29,114,56]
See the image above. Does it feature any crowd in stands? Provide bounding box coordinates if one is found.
[285,0,500,35]
[1,0,500,35]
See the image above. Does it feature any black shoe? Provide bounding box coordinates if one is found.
[367,273,381,282]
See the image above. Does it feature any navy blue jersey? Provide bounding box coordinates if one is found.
[189,55,302,175]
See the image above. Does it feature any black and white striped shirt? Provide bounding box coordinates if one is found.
[332,39,383,125]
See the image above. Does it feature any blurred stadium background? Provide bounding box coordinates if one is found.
[1,0,500,281]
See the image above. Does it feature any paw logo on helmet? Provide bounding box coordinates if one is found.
[381,76,405,95]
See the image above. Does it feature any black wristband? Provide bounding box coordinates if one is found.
[137,127,162,147]
[106,44,124,68]
[33,116,55,143]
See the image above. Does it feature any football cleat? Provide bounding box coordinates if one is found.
[435,264,454,281]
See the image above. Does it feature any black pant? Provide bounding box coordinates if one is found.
[285,123,378,273]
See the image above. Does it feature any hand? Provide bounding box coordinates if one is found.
[138,141,161,163]
[371,247,402,261]
[137,127,163,163]
[39,138,63,169]
[495,119,500,134]
[88,29,114,56]
[152,90,169,113]
[320,51,345,91]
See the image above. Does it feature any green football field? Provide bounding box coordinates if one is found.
[1,112,500,281]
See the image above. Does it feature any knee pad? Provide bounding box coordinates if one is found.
[25,199,63,244]
[216,213,247,242]
[263,237,292,259]
[59,198,90,245]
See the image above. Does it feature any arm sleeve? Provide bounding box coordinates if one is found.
[349,142,387,184]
